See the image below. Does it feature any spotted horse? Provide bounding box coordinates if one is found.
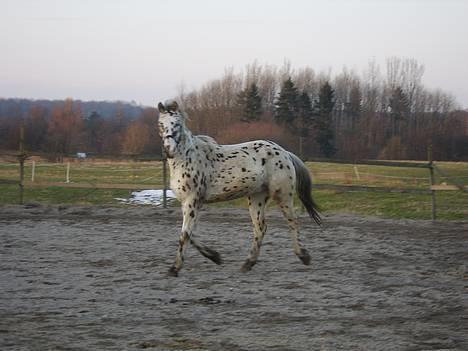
[158,100,321,276]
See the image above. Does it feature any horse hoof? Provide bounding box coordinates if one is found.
[211,253,223,265]
[298,249,311,265]
[204,248,223,265]
[240,259,256,273]
[167,266,179,277]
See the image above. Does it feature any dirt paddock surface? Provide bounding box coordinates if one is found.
[1,205,467,351]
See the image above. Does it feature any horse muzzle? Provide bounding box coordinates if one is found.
[163,139,178,158]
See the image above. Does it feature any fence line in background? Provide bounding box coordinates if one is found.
[313,184,432,194]
[307,158,432,169]
[3,142,466,217]
[22,181,158,190]
[16,160,164,184]
[9,160,436,182]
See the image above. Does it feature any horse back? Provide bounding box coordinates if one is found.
[201,139,295,202]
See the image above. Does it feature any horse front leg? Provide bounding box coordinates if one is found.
[168,199,221,277]
[168,200,198,277]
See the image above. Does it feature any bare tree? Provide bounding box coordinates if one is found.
[121,120,150,156]
[47,98,84,157]
[257,64,278,112]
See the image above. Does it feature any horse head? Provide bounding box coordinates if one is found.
[158,100,186,158]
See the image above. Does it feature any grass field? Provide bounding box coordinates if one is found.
[0,159,467,220]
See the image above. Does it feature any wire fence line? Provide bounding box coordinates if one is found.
[10,160,433,184]
[4,160,164,184]
[351,172,430,180]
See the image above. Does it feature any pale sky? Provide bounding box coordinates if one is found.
[1,0,467,108]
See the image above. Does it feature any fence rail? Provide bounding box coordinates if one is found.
[22,181,160,190]
[314,184,433,194]
[308,158,432,169]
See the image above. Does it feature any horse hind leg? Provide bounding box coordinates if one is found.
[169,232,222,277]
[190,238,222,265]
[241,192,268,272]
[187,203,222,265]
[277,193,311,266]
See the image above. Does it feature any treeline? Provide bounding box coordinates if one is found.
[0,57,467,161]
[179,58,467,160]
[0,98,162,158]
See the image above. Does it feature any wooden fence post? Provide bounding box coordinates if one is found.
[18,124,26,205]
[353,165,361,180]
[428,145,436,221]
[31,160,36,182]
[65,162,70,183]
[162,156,168,209]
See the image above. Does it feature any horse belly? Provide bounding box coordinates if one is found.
[205,173,263,203]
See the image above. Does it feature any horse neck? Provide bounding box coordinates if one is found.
[169,123,194,165]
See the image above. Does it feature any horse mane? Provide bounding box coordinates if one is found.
[196,135,218,144]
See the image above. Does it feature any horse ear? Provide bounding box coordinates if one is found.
[158,102,166,113]
[167,100,179,112]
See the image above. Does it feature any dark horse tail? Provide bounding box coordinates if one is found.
[289,152,321,226]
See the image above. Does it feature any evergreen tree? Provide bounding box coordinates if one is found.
[274,78,316,158]
[237,83,262,122]
[274,77,300,132]
[389,86,409,137]
[315,81,336,158]
[85,111,104,152]
[297,91,314,158]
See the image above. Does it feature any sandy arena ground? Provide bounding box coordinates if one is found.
[0,205,467,351]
